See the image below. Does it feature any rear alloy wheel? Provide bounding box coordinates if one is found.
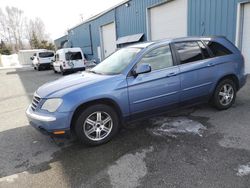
[74,104,119,146]
[213,79,236,110]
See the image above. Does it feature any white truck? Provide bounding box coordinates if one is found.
[30,50,55,71]
[53,48,86,75]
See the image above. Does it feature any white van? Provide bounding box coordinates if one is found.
[31,50,55,71]
[53,48,86,75]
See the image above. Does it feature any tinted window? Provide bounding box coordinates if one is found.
[137,45,173,71]
[198,41,210,59]
[66,52,82,60]
[175,42,203,64]
[39,52,54,58]
[204,41,232,57]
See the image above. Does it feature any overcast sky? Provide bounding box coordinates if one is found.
[0,0,125,40]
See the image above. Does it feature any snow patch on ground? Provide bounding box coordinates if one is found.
[0,172,27,183]
[149,117,206,138]
[107,146,153,188]
[236,163,250,177]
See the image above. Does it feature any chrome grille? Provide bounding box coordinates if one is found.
[31,94,41,111]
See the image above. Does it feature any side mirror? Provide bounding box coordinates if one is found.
[30,57,34,60]
[132,63,151,76]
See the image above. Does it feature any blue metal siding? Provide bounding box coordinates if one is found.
[115,0,164,40]
[67,10,115,61]
[188,0,238,43]
[55,0,247,62]
[54,35,68,49]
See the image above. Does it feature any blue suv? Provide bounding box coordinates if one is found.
[26,36,247,146]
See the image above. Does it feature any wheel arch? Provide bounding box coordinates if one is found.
[70,98,123,132]
[215,74,240,91]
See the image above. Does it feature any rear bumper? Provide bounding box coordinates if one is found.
[26,105,71,137]
[64,67,86,72]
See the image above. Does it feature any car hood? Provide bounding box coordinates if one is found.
[36,72,115,98]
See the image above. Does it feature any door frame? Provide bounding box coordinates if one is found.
[146,0,187,41]
[235,1,250,50]
[99,21,117,60]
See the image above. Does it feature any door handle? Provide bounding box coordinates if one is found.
[166,72,178,77]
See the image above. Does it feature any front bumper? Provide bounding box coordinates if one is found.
[26,105,71,136]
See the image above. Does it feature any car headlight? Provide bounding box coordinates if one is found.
[41,98,63,112]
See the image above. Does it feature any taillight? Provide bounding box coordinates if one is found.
[63,62,66,67]
[84,60,87,65]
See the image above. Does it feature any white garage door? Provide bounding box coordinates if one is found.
[101,22,117,58]
[242,3,250,74]
[148,0,188,41]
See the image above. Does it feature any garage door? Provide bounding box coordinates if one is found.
[148,0,188,41]
[101,22,117,58]
[242,3,250,74]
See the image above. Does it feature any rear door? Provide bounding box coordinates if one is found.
[173,41,215,102]
[66,51,84,68]
[127,45,180,115]
[39,52,54,64]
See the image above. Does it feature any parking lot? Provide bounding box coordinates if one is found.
[0,68,249,188]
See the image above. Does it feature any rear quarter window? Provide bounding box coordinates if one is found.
[204,41,232,57]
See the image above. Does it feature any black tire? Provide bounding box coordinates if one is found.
[54,70,57,73]
[212,79,236,110]
[34,67,37,70]
[74,104,120,146]
[37,66,41,71]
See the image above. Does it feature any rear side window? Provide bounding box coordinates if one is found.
[39,52,54,58]
[204,41,232,57]
[66,52,82,60]
[174,42,203,64]
[137,45,173,71]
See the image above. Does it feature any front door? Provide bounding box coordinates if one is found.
[127,45,180,115]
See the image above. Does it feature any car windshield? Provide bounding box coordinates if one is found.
[66,52,82,60]
[91,48,141,75]
[39,52,54,58]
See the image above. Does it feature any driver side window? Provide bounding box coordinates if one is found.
[137,45,173,71]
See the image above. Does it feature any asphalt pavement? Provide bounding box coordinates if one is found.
[0,68,249,188]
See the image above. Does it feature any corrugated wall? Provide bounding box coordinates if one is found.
[65,0,166,61]
[54,35,68,49]
[115,0,164,40]
[188,0,238,43]
[56,0,245,61]
[67,10,115,61]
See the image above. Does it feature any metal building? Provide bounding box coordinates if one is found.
[54,0,250,73]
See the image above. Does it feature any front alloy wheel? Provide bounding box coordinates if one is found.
[84,111,113,141]
[74,104,120,146]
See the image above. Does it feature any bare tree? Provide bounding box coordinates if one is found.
[25,17,49,48]
[0,8,9,42]
[0,6,51,52]
[5,6,25,51]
